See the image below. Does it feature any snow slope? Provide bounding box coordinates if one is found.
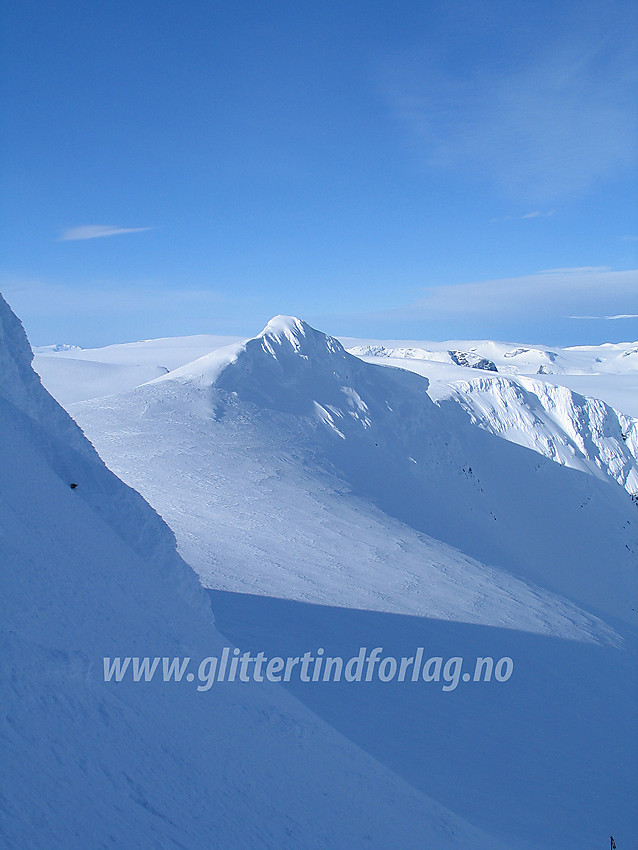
[2,295,516,849]
[73,316,637,629]
[67,315,638,847]
[433,375,638,495]
[348,348,638,496]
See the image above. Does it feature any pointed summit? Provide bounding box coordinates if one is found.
[256,315,347,360]
[260,314,310,342]
[210,315,366,417]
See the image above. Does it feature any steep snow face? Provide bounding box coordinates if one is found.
[432,374,638,495]
[0,295,91,456]
[3,295,514,850]
[0,294,186,562]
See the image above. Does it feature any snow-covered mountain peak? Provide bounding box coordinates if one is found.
[214,316,396,428]
[152,316,351,389]
[256,314,348,360]
[261,314,313,343]
[152,316,396,431]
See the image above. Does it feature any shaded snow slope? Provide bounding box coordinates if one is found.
[2,296,514,849]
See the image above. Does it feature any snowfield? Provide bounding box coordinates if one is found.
[3,298,637,848]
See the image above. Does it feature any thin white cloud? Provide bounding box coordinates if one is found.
[59,225,153,242]
[569,314,638,320]
[382,14,637,202]
[538,266,611,274]
[369,268,638,325]
[491,210,555,222]
[521,210,555,219]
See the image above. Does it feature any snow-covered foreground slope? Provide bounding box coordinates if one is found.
[1,295,519,849]
[67,316,638,847]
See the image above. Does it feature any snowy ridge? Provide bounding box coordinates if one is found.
[348,343,498,371]
[0,295,92,458]
[434,374,638,495]
[0,294,194,565]
[350,337,638,377]
[600,344,638,373]
[33,343,83,352]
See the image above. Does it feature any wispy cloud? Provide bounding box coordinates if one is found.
[59,225,153,242]
[491,210,555,222]
[569,314,638,320]
[521,211,555,220]
[367,268,638,326]
[382,13,637,202]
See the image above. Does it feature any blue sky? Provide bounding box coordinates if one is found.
[1,0,636,346]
